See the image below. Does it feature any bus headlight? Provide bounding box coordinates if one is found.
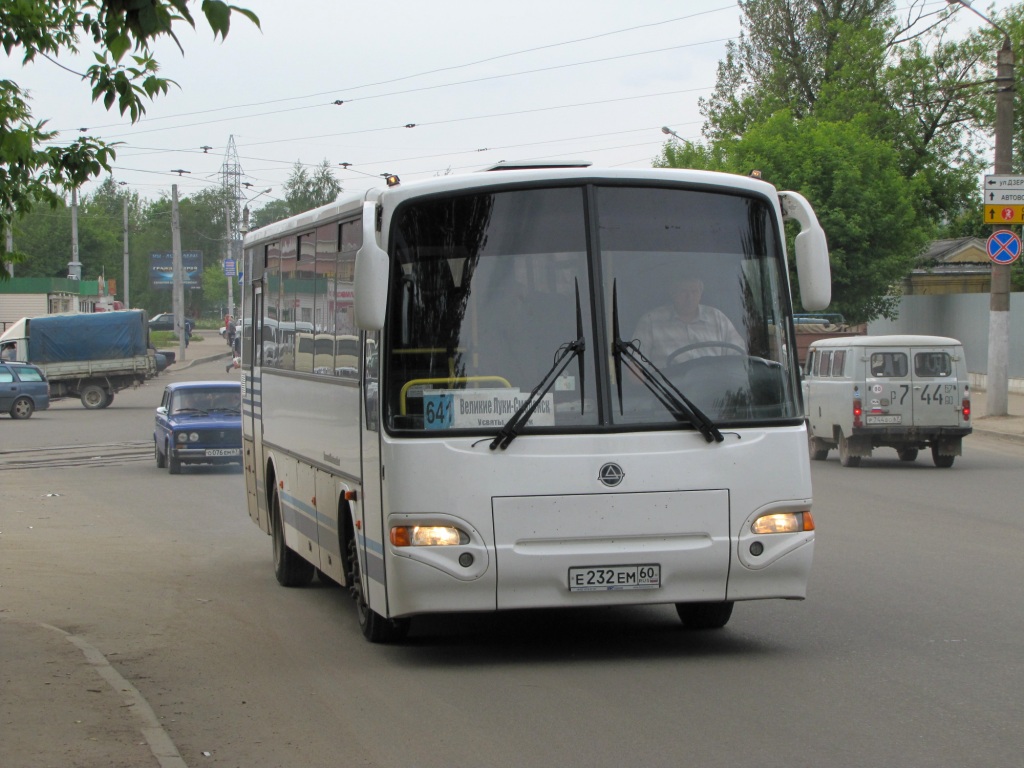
[390,525,469,547]
[751,511,815,534]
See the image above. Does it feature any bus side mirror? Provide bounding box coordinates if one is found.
[354,201,388,331]
[779,191,831,311]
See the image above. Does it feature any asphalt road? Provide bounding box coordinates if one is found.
[2,353,1023,767]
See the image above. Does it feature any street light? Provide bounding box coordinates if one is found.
[241,187,273,233]
[661,126,683,141]
[948,0,1014,416]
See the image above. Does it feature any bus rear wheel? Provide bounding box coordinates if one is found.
[676,601,734,630]
[346,535,409,643]
[271,488,314,587]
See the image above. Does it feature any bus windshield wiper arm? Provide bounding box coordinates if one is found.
[490,280,587,451]
[611,283,723,444]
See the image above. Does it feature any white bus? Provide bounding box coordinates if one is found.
[240,164,831,642]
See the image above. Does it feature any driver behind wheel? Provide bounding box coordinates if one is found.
[631,276,745,366]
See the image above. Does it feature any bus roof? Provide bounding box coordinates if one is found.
[242,166,782,249]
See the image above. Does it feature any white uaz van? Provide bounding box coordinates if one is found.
[803,335,972,468]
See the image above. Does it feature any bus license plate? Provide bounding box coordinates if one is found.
[568,564,661,592]
[205,448,240,457]
[865,415,902,425]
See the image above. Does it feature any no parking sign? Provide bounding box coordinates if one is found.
[986,230,1022,265]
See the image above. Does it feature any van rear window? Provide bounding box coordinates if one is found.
[869,352,908,377]
[915,352,952,377]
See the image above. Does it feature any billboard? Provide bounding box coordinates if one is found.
[150,251,203,289]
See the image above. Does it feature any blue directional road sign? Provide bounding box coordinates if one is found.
[986,230,1022,265]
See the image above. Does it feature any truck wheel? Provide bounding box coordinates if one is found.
[838,435,861,467]
[897,448,918,462]
[99,392,114,408]
[154,438,166,468]
[931,445,955,468]
[676,601,734,630]
[80,384,109,409]
[10,396,34,419]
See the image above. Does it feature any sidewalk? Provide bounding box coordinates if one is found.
[968,387,1024,444]
[156,330,233,371]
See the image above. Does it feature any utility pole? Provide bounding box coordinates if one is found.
[122,198,130,309]
[948,0,1015,415]
[68,187,82,283]
[172,184,186,362]
[5,222,12,278]
[225,202,234,321]
[988,38,1014,416]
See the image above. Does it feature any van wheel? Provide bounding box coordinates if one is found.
[10,396,34,419]
[807,429,829,461]
[676,601,734,630]
[931,445,955,468]
[80,384,108,409]
[897,448,918,462]
[838,435,861,467]
[271,488,314,587]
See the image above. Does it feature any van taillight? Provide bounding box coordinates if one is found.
[962,398,970,421]
[853,398,862,429]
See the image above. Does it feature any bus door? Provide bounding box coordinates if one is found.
[244,283,270,532]
[357,330,388,613]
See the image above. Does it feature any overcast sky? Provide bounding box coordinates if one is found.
[11,0,1019,206]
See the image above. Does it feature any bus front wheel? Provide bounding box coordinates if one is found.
[346,535,409,643]
[676,601,734,630]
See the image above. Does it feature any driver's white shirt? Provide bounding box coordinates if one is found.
[631,304,745,366]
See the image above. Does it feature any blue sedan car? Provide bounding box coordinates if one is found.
[154,381,241,473]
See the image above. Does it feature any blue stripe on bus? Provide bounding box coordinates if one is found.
[282,490,384,587]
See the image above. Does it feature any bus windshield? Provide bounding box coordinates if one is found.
[384,183,800,434]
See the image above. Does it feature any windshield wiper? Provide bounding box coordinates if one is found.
[490,280,587,450]
[611,282,723,444]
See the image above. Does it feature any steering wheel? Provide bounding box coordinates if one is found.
[665,341,746,367]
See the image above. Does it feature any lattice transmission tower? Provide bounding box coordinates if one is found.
[221,135,243,241]
[220,135,243,317]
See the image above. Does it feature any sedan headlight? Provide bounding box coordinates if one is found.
[189,432,200,443]
[176,433,188,443]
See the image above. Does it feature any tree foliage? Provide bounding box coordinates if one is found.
[249,160,342,229]
[661,0,1015,323]
[12,177,236,319]
[1,1,258,279]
